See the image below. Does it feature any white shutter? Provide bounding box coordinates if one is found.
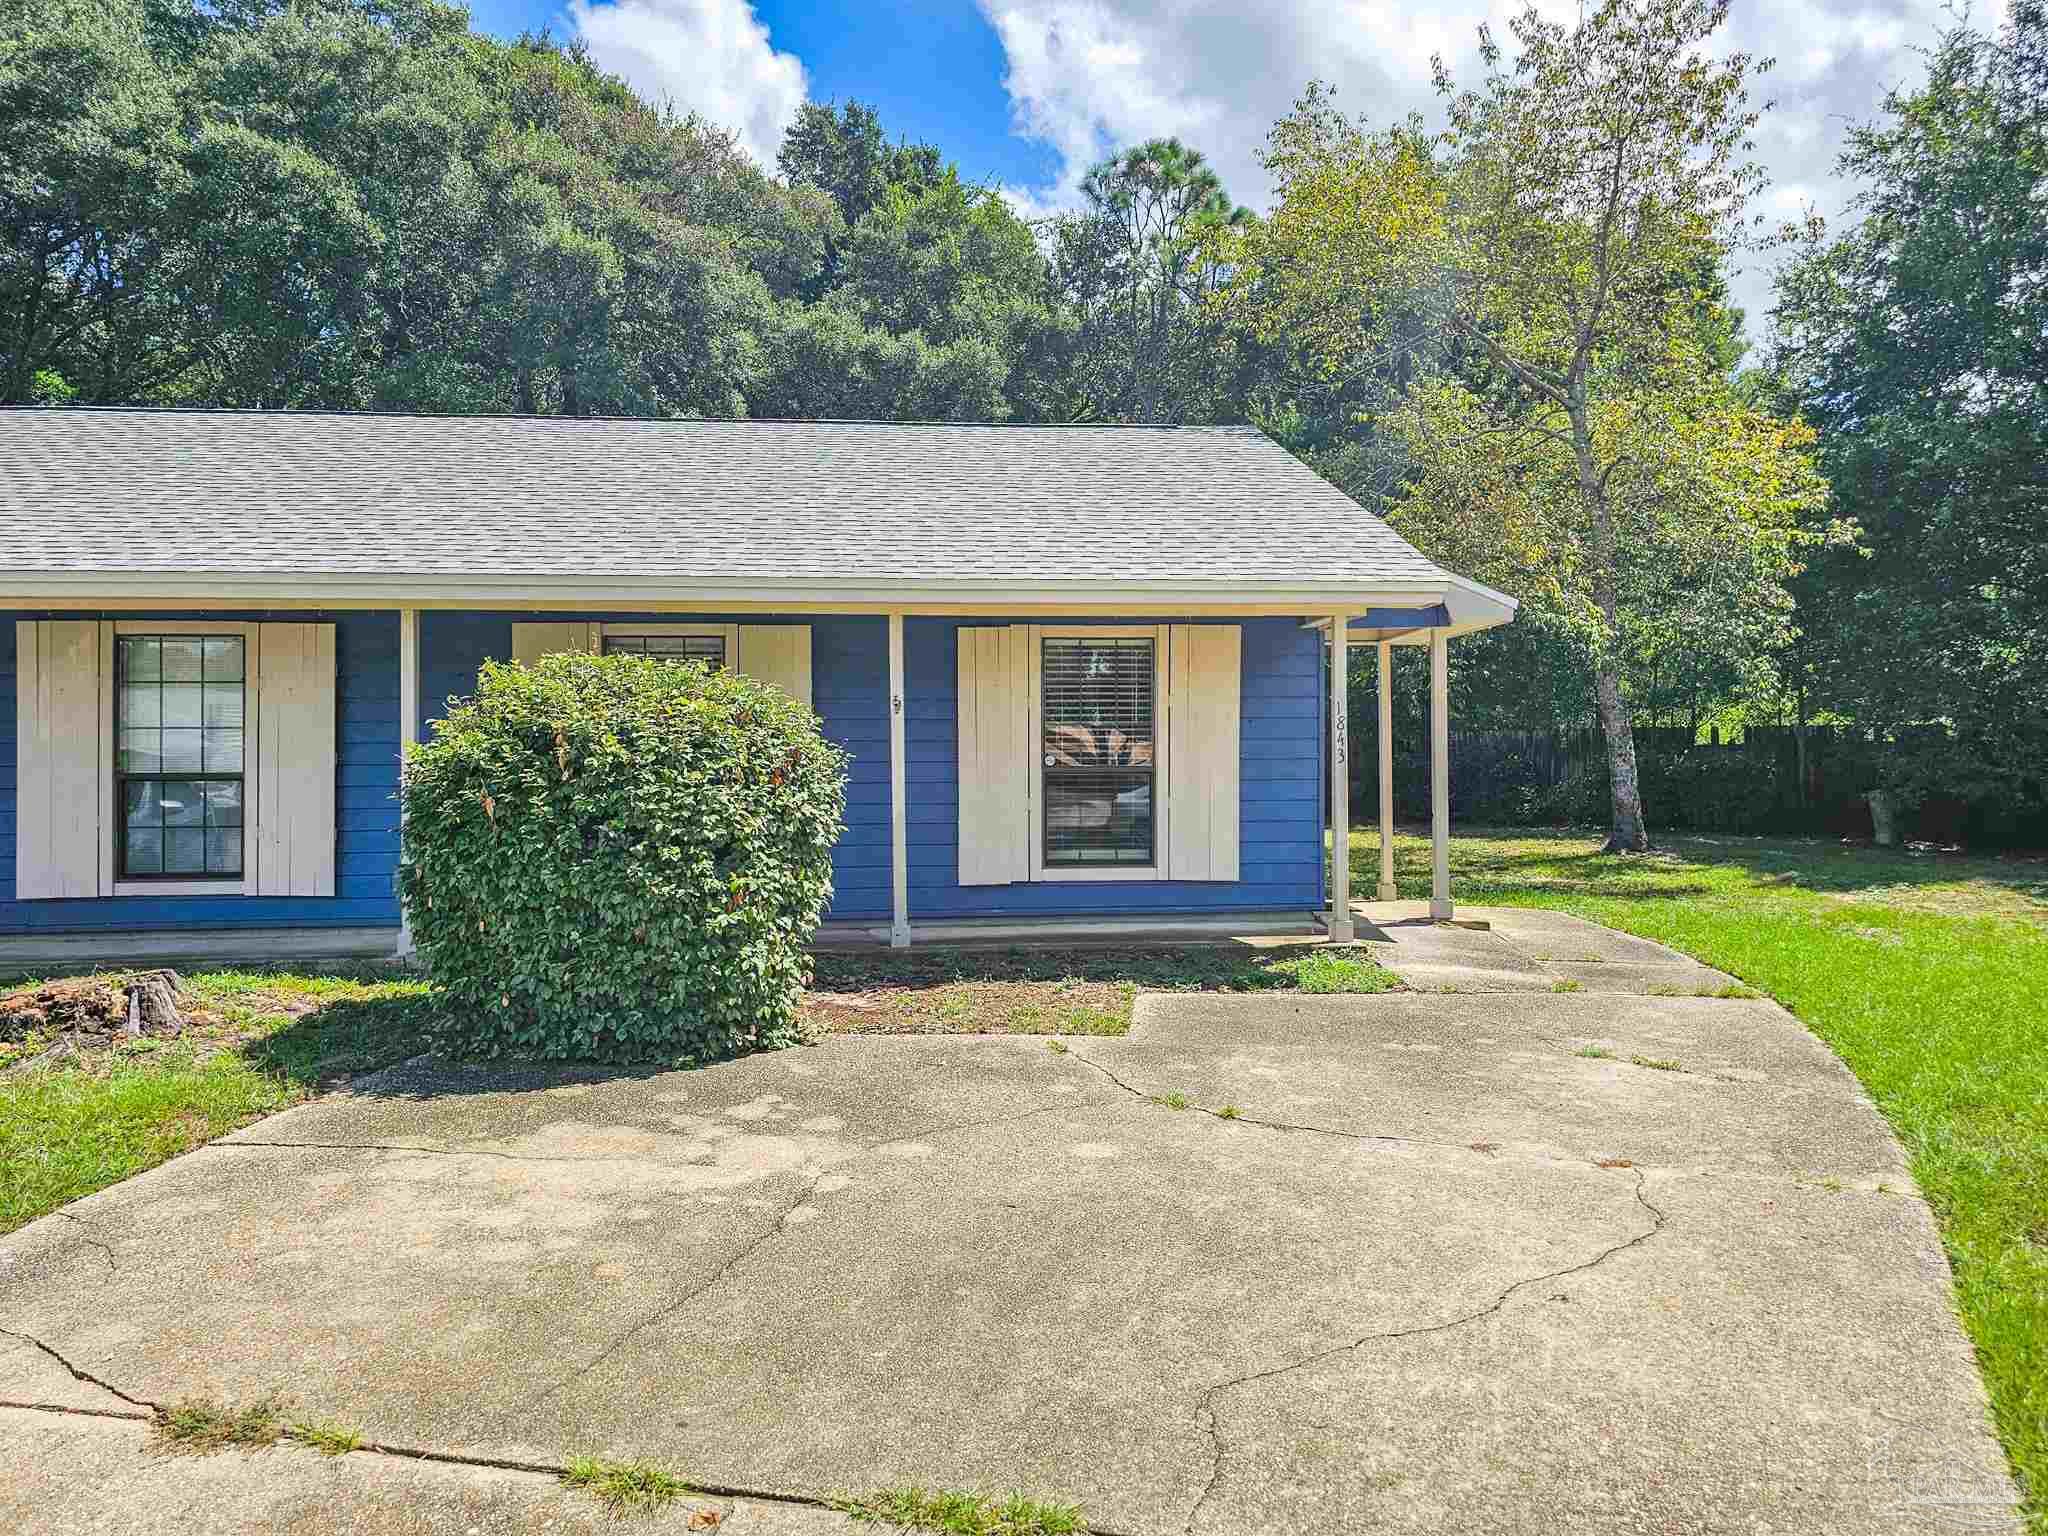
[254,622,337,897]
[1166,623,1241,882]
[737,625,813,708]
[956,624,1030,885]
[14,620,105,899]
[510,622,596,664]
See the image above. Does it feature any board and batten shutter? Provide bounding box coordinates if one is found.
[736,625,812,709]
[510,622,597,664]
[956,624,1031,885]
[1166,623,1241,882]
[14,620,106,899]
[253,622,338,897]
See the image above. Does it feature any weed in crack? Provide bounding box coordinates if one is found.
[563,1455,686,1515]
[1149,1091,1190,1110]
[1629,1055,1685,1073]
[836,1486,1086,1535]
[289,1418,364,1456]
[153,1391,287,1455]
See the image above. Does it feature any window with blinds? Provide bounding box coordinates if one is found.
[602,634,727,669]
[1041,635,1156,866]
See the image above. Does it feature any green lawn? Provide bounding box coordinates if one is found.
[1355,826,2047,1527]
[0,967,434,1236]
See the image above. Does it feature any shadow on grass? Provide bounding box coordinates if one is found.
[1365,825,2048,910]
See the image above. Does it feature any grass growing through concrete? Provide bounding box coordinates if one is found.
[0,966,432,1235]
[805,942,1395,1036]
[153,1392,287,1454]
[561,1456,686,1515]
[288,1419,365,1457]
[837,1487,1086,1536]
[1352,826,2048,1527]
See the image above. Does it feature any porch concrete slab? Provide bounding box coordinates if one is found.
[1355,902,1745,996]
[0,977,2019,1535]
[1473,906,1699,965]
[0,1406,862,1536]
[1540,958,1746,993]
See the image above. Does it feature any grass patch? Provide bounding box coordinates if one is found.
[836,1487,1085,1536]
[1574,1044,1614,1059]
[562,1456,687,1515]
[0,966,433,1235]
[1261,948,1398,994]
[153,1392,286,1454]
[1350,825,2048,1527]
[288,1419,364,1456]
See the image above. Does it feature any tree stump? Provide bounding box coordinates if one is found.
[0,970,184,1043]
[125,970,183,1036]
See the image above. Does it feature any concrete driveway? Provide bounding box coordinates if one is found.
[0,915,2023,1535]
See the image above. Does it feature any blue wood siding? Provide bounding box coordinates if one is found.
[905,617,1325,918]
[0,611,401,933]
[1,609,1321,936]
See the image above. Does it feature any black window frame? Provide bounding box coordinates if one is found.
[114,633,247,884]
[600,632,729,669]
[1040,634,1159,869]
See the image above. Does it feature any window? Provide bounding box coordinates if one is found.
[1041,635,1156,867]
[601,633,728,668]
[116,635,245,879]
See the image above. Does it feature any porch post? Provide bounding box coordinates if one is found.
[1327,614,1354,943]
[396,608,420,957]
[1376,640,1397,903]
[1429,627,1452,921]
[887,612,911,948]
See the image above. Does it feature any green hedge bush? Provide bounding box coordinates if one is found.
[399,652,847,1063]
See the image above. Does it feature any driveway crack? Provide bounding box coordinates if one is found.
[50,1210,116,1270]
[512,1096,1101,1419]
[1062,1044,1482,1157]
[1179,1169,1669,1535]
[0,1328,159,1413]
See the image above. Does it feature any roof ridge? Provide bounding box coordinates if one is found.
[0,406,1262,433]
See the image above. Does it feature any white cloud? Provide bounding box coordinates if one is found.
[569,0,807,169]
[979,0,2011,333]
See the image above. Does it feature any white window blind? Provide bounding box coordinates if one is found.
[1040,635,1157,867]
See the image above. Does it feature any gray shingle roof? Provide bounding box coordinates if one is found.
[0,411,1498,611]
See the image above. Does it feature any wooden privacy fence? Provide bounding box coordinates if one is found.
[1350,723,1891,835]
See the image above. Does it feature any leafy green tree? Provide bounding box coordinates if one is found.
[1237,2,1837,850]
[1047,136,1254,423]
[1771,2,2048,819]
[1,0,199,403]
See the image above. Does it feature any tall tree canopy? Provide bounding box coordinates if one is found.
[1233,1,1835,850]
[1046,137,1255,423]
[1772,2,2048,815]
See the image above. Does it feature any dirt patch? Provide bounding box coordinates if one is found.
[802,980,1131,1036]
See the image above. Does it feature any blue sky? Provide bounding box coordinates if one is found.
[467,0,1054,190]
[458,0,1999,326]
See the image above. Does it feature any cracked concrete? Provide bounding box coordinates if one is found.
[0,919,2024,1535]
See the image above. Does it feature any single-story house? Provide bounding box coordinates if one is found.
[0,410,1515,962]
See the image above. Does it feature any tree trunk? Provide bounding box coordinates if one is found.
[1595,663,1650,851]
[1565,393,1649,854]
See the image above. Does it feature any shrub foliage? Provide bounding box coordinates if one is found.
[400,653,847,1062]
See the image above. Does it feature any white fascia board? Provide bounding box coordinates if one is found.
[0,568,1520,617]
